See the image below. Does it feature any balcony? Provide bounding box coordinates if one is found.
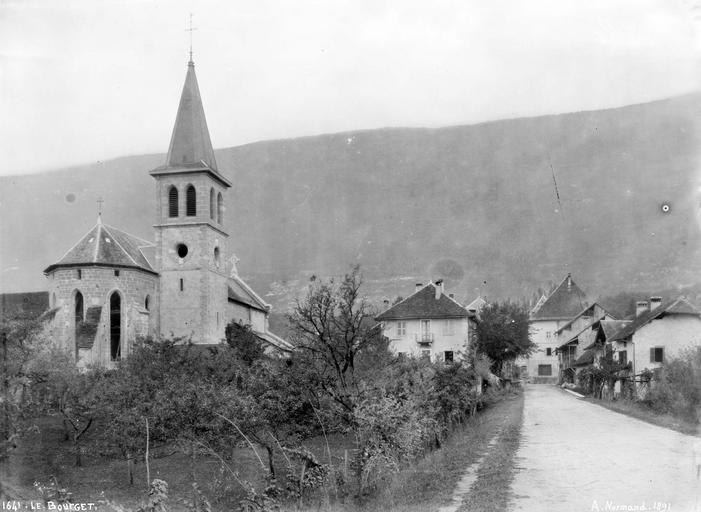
[415,332,434,345]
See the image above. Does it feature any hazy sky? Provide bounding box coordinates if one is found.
[1,0,701,176]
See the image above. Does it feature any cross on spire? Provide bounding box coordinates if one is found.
[187,13,197,63]
[97,197,104,222]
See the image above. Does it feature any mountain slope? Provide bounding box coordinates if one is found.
[2,94,701,308]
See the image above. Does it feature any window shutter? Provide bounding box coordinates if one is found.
[650,348,655,363]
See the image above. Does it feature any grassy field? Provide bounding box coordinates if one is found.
[3,391,524,511]
[585,397,701,438]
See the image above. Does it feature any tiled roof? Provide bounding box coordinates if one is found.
[44,218,156,275]
[375,283,468,321]
[531,274,589,321]
[555,303,614,335]
[227,274,270,312]
[608,297,700,342]
[466,296,487,312]
[0,292,49,322]
[600,320,631,340]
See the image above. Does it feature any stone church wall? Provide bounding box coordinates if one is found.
[47,266,157,364]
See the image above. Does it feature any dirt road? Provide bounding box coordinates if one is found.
[511,385,701,512]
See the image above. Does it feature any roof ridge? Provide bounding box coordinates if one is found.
[53,223,98,266]
[379,281,435,314]
[93,223,102,262]
[230,274,270,310]
[101,225,139,267]
[103,224,155,248]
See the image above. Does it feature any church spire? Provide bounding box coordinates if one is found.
[165,59,218,171]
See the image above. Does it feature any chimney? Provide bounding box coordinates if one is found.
[649,296,662,311]
[636,301,650,317]
[415,283,423,292]
[435,279,444,300]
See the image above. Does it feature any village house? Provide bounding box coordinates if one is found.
[554,302,617,383]
[518,273,589,383]
[2,57,293,365]
[605,296,701,377]
[568,296,701,397]
[375,280,477,362]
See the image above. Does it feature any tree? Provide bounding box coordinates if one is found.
[287,265,389,418]
[475,301,535,374]
[225,321,265,365]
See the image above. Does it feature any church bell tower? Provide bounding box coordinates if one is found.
[150,58,232,344]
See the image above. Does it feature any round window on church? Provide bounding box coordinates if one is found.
[176,243,189,259]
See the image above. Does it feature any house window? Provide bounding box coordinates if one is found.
[77,269,82,279]
[396,321,406,337]
[114,270,120,277]
[650,347,664,363]
[444,351,454,363]
[443,319,454,336]
[546,348,552,356]
[546,331,551,339]
[538,364,552,376]
[186,185,196,216]
[618,350,627,365]
[179,278,184,292]
[168,186,179,217]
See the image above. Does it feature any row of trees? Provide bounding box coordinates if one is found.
[2,266,535,510]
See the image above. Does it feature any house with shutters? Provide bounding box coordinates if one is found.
[518,273,589,383]
[604,296,701,377]
[27,56,293,367]
[375,280,477,362]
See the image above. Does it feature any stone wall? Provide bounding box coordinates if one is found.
[46,266,157,365]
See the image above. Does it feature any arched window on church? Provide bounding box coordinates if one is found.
[217,192,223,224]
[186,185,196,217]
[214,247,220,269]
[144,295,150,311]
[110,292,122,361]
[168,186,179,217]
[74,291,84,360]
[210,188,215,220]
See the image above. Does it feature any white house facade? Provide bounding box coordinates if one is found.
[376,281,475,362]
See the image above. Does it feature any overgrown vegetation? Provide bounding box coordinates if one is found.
[581,347,701,431]
[4,266,516,510]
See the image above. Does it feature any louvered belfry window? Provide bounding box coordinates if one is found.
[186,185,196,217]
[168,186,179,217]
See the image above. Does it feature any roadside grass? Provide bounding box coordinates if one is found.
[584,396,700,438]
[456,391,524,512]
[291,389,525,512]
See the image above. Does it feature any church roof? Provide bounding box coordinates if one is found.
[228,274,270,312]
[44,218,156,275]
[530,274,589,321]
[151,60,231,187]
[375,282,468,321]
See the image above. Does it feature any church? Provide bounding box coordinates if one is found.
[41,57,293,366]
